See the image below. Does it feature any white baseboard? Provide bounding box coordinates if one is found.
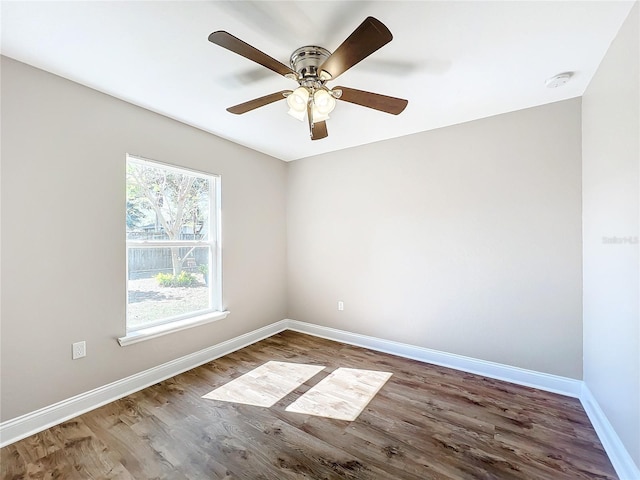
[0,320,288,448]
[2,317,637,480]
[285,319,583,397]
[580,384,640,480]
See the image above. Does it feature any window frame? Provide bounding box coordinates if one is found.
[120,154,225,345]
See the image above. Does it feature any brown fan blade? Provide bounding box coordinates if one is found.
[318,17,392,81]
[306,101,328,140]
[227,90,291,114]
[335,86,408,115]
[311,121,328,141]
[209,31,297,79]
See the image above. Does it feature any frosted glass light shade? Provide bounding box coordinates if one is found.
[287,87,309,121]
[311,106,330,122]
[313,89,336,115]
[287,87,309,111]
[287,108,306,121]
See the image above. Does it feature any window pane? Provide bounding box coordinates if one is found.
[127,246,211,330]
[126,161,210,241]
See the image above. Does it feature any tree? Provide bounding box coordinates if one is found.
[126,200,145,229]
[127,162,209,276]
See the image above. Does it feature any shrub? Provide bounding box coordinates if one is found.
[155,271,198,287]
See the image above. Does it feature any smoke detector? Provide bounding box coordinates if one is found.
[545,72,573,88]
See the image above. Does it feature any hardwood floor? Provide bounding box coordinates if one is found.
[1,331,617,479]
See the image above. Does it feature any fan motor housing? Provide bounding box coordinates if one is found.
[290,46,331,80]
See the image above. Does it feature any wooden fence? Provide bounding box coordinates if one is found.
[127,232,208,279]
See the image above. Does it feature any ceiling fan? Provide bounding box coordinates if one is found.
[208,17,408,141]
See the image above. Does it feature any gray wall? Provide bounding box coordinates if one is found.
[287,98,583,379]
[582,3,640,468]
[0,57,288,421]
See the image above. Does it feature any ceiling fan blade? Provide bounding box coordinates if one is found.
[335,86,408,115]
[226,90,291,114]
[318,17,393,81]
[311,121,328,141]
[306,101,328,140]
[209,31,297,79]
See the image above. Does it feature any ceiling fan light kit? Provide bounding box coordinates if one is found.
[209,16,408,141]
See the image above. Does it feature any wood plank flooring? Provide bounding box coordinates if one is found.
[1,331,617,479]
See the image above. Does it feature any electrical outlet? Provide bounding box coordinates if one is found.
[72,341,86,360]
[338,301,344,311]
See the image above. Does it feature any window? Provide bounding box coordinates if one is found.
[123,155,223,343]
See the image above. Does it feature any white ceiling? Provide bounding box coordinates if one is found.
[1,1,635,161]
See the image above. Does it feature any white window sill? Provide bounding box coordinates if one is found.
[118,311,230,346]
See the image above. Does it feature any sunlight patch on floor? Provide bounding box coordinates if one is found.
[202,361,325,407]
[203,361,392,421]
[285,367,392,421]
